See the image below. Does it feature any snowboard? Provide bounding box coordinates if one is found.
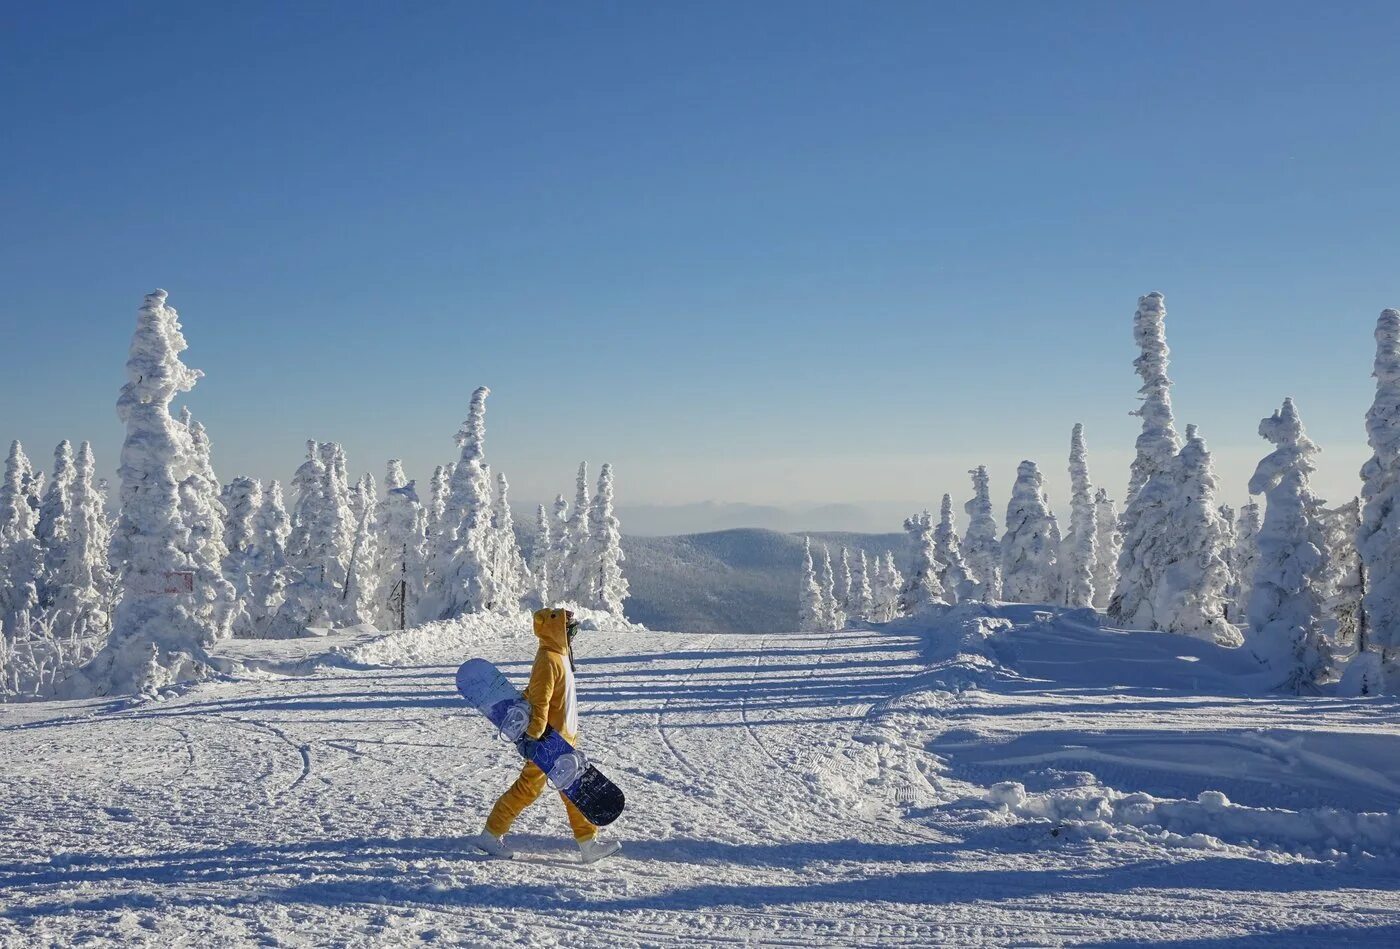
[455,658,625,827]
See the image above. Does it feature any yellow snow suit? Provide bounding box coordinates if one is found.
[485,608,596,842]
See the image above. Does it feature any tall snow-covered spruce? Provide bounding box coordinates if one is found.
[1092,488,1120,611]
[1125,292,1180,506]
[75,291,225,695]
[429,386,500,618]
[585,464,629,616]
[374,460,426,630]
[1158,425,1239,644]
[1001,461,1059,604]
[798,537,824,630]
[1357,308,1400,693]
[1062,424,1098,608]
[0,441,41,636]
[1247,399,1332,692]
[899,511,945,615]
[963,466,1001,600]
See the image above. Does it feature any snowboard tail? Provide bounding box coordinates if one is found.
[456,658,625,827]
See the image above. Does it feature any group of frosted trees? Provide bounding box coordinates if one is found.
[0,290,631,697]
[799,538,903,630]
[801,291,1397,696]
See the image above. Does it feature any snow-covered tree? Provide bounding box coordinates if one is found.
[547,493,570,604]
[532,504,554,606]
[373,461,426,630]
[1126,291,1180,507]
[1092,488,1120,611]
[1062,424,1099,608]
[1001,461,1060,603]
[563,462,592,602]
[490,471,531,612]
[428,464,452,540]
[1320,498,1364,654]
[1156,425,1239,644]
[1247,399,1333,692]
[820,545,846,630]
[585,464,629,616]
[284,441,322,568]
[849,549,873,622]
[34,440,76,610]
[44,441,113,638]
[871,551,905,622]
[963,466,1001,601]
[1357,308,1400,693]
[245,480,291,636]
[220,477,263,638]
[77,291,225,695]
[835,547,853,612]
[1231,501,1262,624]
[342,471,381,625]
[933,496,959,578]
[899,511,946,615]
[0,441,41,637]
[429,386,500,617]
[798,537,824,630]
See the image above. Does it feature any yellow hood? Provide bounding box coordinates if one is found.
[533,608,571,654]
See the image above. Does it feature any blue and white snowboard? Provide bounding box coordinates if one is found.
[455,658,625,827]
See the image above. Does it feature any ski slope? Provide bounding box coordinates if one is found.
[2,610,1399,946]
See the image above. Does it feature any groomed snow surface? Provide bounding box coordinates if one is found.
[2,607,1398,946]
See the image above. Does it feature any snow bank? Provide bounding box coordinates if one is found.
[218,606,645,675]
[986,781,1400,859]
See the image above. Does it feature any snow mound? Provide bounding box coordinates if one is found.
[880,602,1400,861]
[986,781,1400,859]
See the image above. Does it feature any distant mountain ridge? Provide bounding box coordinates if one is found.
[619,528,906,633]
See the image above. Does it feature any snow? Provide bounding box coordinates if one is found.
[3,607,1398,945]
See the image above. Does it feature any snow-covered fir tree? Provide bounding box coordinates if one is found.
[820,545,846,630]
[532,504,553,606]
[429,386,501,617]
[585,464,629,616]
[835,547,853,612]
[245,480,291,637]
[47,442,112,637]
[1231,501,1262,625]
[1001,461,1060,603]
[342,471,381,625]
[874,551,905,622]
[1247,399,1333,692]
[1092,488,1120,611]
[284,441,322,569]
[563,462,592,602]
[176,410,237,640]
[428,464,452,540]
[77,291,225,695]
[899,510,945,615]
[849,549,873,622]
[933,496,960,579]
[1062,424,1099,608]
[1156,425,1239,644]
[219,477,263,638]
[1357,308,1400,693]
[489,471,530,612]
[1320,498,1364,654]
[1125,291,1180,507]
[547,493,570,605]
[963,466,1001,601]
[798,537,824,630]
[373,461,426,630]
[34,440,76,611]
[0,441,41,637]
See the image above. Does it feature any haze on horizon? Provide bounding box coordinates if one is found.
[3,2,1398,534]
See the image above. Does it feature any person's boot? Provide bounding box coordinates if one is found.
[576,835,621,864]
[470,828,514,859]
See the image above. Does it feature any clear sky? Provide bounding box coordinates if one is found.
[3,2,1400,532]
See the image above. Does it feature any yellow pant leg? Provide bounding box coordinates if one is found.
[486,761,547,837]
[560,791,597,842]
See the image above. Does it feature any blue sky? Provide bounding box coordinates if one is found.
[3,2,1399,531]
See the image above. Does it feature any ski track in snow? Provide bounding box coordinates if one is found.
[1,619,1399,946]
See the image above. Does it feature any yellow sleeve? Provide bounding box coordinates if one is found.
[522,651,557,739]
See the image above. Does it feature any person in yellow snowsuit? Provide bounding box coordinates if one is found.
[472,608,620,863]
